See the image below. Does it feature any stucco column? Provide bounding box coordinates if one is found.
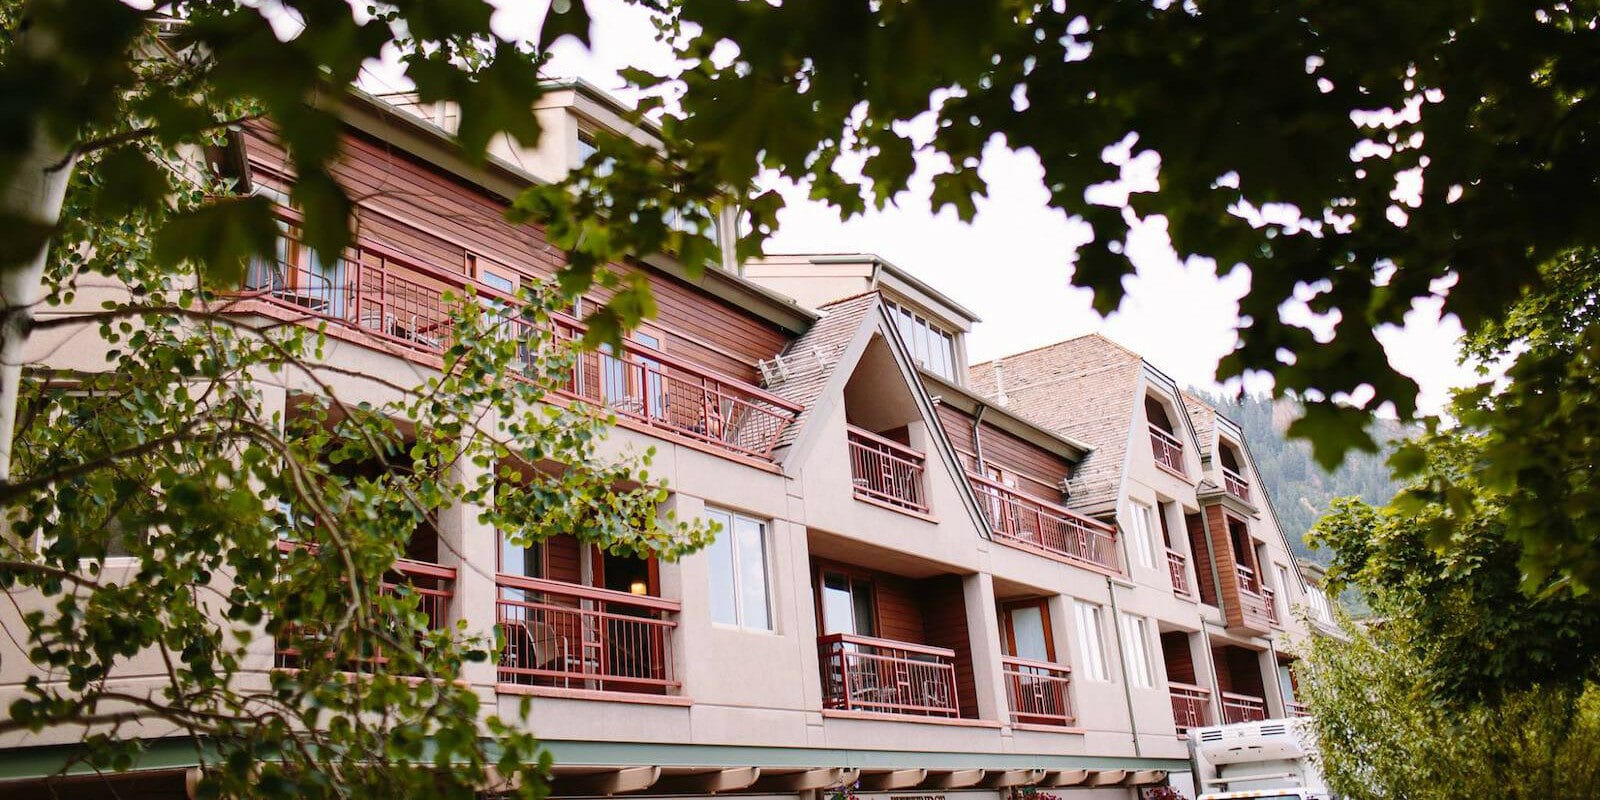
[1196,626,1225,724]
[962,572,1009,723]
[660,492,706,698]
[243,380,289,676]
[1259,646,1286,718]
[437,444,497,691]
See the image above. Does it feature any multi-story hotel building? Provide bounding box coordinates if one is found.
[1,81,1336,799]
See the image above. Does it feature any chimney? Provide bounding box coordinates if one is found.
[994,360,1009,407]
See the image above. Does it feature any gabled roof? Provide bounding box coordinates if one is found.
[764,291,990,534]
[969,334,1145,512]
[764,292,880,450]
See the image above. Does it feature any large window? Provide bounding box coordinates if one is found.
[1128,501,1157,569]
[1120,613,1155,688]
[1074,600,1110,682]
[885,299,959,382]
[705,508,773,631]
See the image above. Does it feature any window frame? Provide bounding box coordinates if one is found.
[1120,613,1155,688]
[705,507,775,632]
[1074,600,1110,682]
[885,299,959,382]
[1128,501,1157,570]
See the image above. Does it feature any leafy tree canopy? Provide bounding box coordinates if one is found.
[523,0,1600,471]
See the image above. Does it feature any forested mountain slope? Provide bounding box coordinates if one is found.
[1196,392,1405,562]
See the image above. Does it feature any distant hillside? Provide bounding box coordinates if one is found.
[1194,392,1406,563]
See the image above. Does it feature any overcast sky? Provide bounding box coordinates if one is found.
[481,0,1475,413]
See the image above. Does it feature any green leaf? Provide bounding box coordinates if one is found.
[152,196,278,288]
[91,148,169,217]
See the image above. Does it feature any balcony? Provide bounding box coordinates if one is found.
[1220,691,1268,724]
[1287,700,1311,718]
[1149,424,1185,476]
[1169,682,1212,735]
[496,574,679,695]
[239,247,801,461]
[1001,656,1075,727]
[846,426,928,513]
[1222,467,1251,503]
[1167,549,1192,598]
[273,540,456,672]
[818,633,958,718]
[1233,565,1279,628]
[969,472,1120,572]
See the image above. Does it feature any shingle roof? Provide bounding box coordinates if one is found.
[764,292,879,449]
[969,334,1144,513]
[1181,391,1217,461]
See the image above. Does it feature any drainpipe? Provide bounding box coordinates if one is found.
[971,403,989,473]
[1105,576,1142,757]
[1199,620,1225,724]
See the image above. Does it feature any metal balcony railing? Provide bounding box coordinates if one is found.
[1001,656,1075,727]
[1220,691,1268,724]
[1169,681,1213,735]
[239,244,801,461]
[969,472,1120,572]
[1167,549,1192,598]
[496,574,679,694]
[1149,424,1185,475]
[818,633,958,717]
[272,539,455,673]
[846,426,928,513]
[1222,467,1251,502]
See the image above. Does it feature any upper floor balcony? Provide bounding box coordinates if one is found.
[1149,424,1185,477]
[968,472,1119,573]
[1220,690,1268,724]
[818,633,959,718]
[238,244,801,462]
[496,574,679,696]
[1001,656,1075,728]
[1233,565,1280,630]
[1169,681,1212,735]
[1167,548,1193,598]
[846,425,928,514]
[1221,467,1251,503]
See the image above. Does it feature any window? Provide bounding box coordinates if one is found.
[1274,563,1293,617]
[1003,600,1055,663]
[497,532,544,602]
[820,571,877,637]
[576,132,615,177]
[885,299,960,382]
[1120,614,1155,688]
[1074,601,1110,682]
[1128,501,1157,569]
[705,508,772,630]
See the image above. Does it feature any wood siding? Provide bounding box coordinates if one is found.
[1186,512,1220,607]
[241,123,791,382]
[1212,645,1265,699]
[1159,631,1196,684]
[546,534,583,585]
[919,575,978,719]
[934,404,1071,503]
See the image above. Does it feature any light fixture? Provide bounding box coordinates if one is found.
[629,580,648,596]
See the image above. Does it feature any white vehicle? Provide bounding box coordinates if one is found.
[1188,717,1331,800]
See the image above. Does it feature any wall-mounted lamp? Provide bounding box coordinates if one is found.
[629,580,649,596]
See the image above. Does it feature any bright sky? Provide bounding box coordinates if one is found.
[495,0,1476,413]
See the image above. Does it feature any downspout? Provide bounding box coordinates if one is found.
[971,403,988,473]
[1199,620,1225,724]
[1105,576,1142,757]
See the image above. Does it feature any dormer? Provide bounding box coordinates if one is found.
[744,254,978,385]
[1216,435,1252,503]
[1143,392,1187,479]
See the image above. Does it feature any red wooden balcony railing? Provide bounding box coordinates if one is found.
[846,426,928,513]
[1169,681,1213,735]
[969,472,1120,572]
[1001,656,1075,727]
[272,539,456,672]
[1221,691,1268,724]
[1167,549,1192,598]
[1149,424,1185,475]
[495,574,679,694]
[1287,701,1311,718]
[818,633,958,717]
[239,246,801,461]
[1222,467,1251,503]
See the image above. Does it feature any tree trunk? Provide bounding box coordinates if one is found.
[0,128,74,482]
